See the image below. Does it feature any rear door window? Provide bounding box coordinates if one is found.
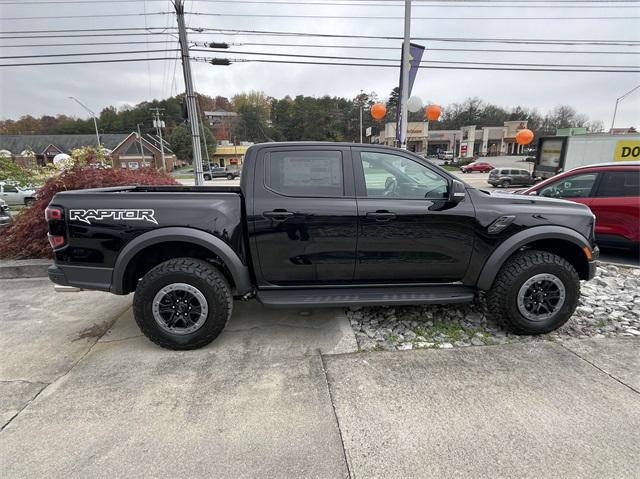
[595,170,640,197]
[265,150,344,197]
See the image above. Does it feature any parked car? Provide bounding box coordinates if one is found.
[0,182,36,206]
[521,162,640,250]
[488,168,537,188]
[460,161,494,173]
[0,198,11,230]
[46,142,597,350]
[203,166,238,181]
[439,151,454,161]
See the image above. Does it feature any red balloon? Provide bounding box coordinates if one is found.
[370,103,387,121]
[425,104,442,121]
[516,128,534,145]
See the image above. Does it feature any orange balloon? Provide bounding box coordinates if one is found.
[516,128,534,145]
[370,103,387,121]
[425,104,442,122]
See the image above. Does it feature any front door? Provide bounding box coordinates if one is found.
[353,148,475,283]
[249,147,358,286]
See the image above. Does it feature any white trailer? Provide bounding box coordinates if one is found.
[534,134,640,179]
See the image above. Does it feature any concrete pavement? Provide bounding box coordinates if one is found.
[1,277,638,478]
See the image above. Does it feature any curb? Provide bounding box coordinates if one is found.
[0,259,51,279]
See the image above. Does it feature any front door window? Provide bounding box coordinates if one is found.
[539,173,598,199]
[360,152,449,199]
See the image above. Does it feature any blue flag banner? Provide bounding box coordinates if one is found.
[396,42,425,143]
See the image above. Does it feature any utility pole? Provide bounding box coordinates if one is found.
[399,0,411,150]
[359,89,364,144]
[151,107,167,171]
[137,123,146,166]
[68,96,100,147]
[611,84,640,131]
[174,0,204,185]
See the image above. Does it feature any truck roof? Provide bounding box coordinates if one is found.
[568,161,640,171]
[249,142,407,153]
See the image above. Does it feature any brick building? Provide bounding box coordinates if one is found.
[0,132,180,171]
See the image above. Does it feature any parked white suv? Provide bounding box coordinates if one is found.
[0,182,36,206]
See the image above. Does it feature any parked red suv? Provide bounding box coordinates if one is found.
[460,161,494,173]
[521,162,640,250]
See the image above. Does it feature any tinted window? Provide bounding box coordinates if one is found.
[3,185,18,193]
[500,169,509,175]
[596,170,640,197]
[520,170,530,176]
[359,152,448,199]
[509,170,520,175]
[266,150,344,197]
[539,173,598,199]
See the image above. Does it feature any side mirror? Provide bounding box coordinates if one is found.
[449,179,466,203]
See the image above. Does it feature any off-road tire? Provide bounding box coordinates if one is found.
[487,250,580,335]
[133,258,233,350]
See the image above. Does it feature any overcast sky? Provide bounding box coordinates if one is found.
[1,0,639,129]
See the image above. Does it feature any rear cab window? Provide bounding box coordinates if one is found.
[265,150,345,197]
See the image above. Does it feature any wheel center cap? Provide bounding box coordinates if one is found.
[177,304,188,314]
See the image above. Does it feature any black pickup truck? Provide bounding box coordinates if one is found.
[46,143,598,350]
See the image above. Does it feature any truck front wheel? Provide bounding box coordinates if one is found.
[486,250,579,335]
[133,258,233,350]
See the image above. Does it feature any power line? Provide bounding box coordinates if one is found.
[0,40,179,48]
[0,26,177,34]
[2,0,639,3]
[0,57,173,67]
[188,12,640,19]
[0,49,179,59]
[192,40,640,54]
[1,12,171,21]
[197,56,640,73]
[191,48,640,69]
[190,28,640,45]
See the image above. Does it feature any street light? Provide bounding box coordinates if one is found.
[610,84,640,131]
[68,96,100,147]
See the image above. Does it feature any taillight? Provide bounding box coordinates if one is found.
[45,206,63,221]
[48,234,66,249]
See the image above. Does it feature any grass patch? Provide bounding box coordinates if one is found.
[441,165,461,172]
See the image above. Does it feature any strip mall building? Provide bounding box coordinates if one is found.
[372,120,530,157]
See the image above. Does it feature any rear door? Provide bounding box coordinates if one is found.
[590,169,640,245]
[250,146,358,286]
[352,148,475,282]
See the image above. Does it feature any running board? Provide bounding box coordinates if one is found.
[257,286,475,308]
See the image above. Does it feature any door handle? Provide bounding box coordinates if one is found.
[263,209,294,220]
[366,210,396,222]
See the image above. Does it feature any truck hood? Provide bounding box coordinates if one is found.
[471,189,595,241]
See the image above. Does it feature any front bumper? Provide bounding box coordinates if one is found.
[586,245,599,281]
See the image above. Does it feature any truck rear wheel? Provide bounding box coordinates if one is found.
[487,250,579,335]
[133,258,232,350]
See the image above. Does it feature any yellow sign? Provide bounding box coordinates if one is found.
[614,140,640,161]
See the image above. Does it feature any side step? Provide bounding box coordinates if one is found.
[257,285,475,308]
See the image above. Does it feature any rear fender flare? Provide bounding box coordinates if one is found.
[111,227,251,295]
[476,225,591,290]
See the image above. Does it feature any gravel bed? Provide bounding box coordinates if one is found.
[348,264,640,351]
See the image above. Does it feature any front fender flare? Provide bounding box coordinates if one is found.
[476,225,591,291]
[111,227,252,295]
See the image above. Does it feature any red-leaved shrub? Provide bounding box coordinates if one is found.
[0,167,178,259]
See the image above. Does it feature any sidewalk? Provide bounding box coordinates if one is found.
[1,278,638,478]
